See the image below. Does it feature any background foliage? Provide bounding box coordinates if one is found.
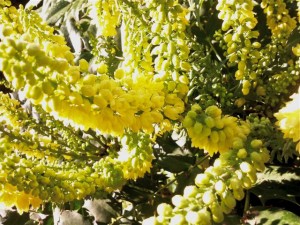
[0,0,299,224]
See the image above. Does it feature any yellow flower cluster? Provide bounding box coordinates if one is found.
[143,138,269,224]
[43,72,167,135]
[0,94,64,160]
[148,0,190,97]
[261,0,297,40]
[183,104,250,155]
[118,1,189,124]
[92,158,126,192]
[0,94,20,127]
[0,91,156,211]
[0,4,185,136]
[0,0,10,6]
[0,184,42,214]
[118,133,153,180]
[120,14,153,76]
[216,0,262,95]
[265,54,300,107]
[89,0,120,37]
[275,86,300,152]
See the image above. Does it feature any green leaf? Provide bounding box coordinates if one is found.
[67,0,88,21]
[45,217,54,225]
[251,182,300,207]
[251,166,300,206]
[157,155,195,173]
[121,184,152,203]
[244,207,300,225]
[65,18,83,54]
[286,26,300,51]
[175,166,202,193]
[156,135,179,153]
[256,166,300,184]
[70,200,84,211]
[2,211,30,225]
[44,0,71,24]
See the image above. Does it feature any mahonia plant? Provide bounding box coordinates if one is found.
[0,0,299,224]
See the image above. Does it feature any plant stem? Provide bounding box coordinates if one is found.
[243,190,250,214]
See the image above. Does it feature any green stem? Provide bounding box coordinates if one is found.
[0,128,99,161]
[86,128,107,147]
[243,190,250,214]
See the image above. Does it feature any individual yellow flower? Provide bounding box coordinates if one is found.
[292,44,300,57]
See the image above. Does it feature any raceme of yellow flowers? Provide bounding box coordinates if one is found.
[261,0,297,40]
[0,2,185,136]
[115,0,190,119]
[143,138,270,225]
[0,0,189,214]
[216,0,261,95]
[0,91,154,212]
[183,104,250,155]
[216,0,298,96]
[0,0,190,132]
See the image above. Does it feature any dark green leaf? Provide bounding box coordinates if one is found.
[121,183,154,203]
[71,200,84,211]
[157,155,195,173]
[286,26,300,52]
[244,207,300,225]
[204,7,222,37]
[175,166,202,193]
[2,211,30,225]
[67,0,88,21]
[251,166,300,206]
[155,135,179,153]
[45,217,54,225]
[256,166,300,184]
[251,181,300,206]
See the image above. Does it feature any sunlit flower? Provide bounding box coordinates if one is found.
[275,86,300,152]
